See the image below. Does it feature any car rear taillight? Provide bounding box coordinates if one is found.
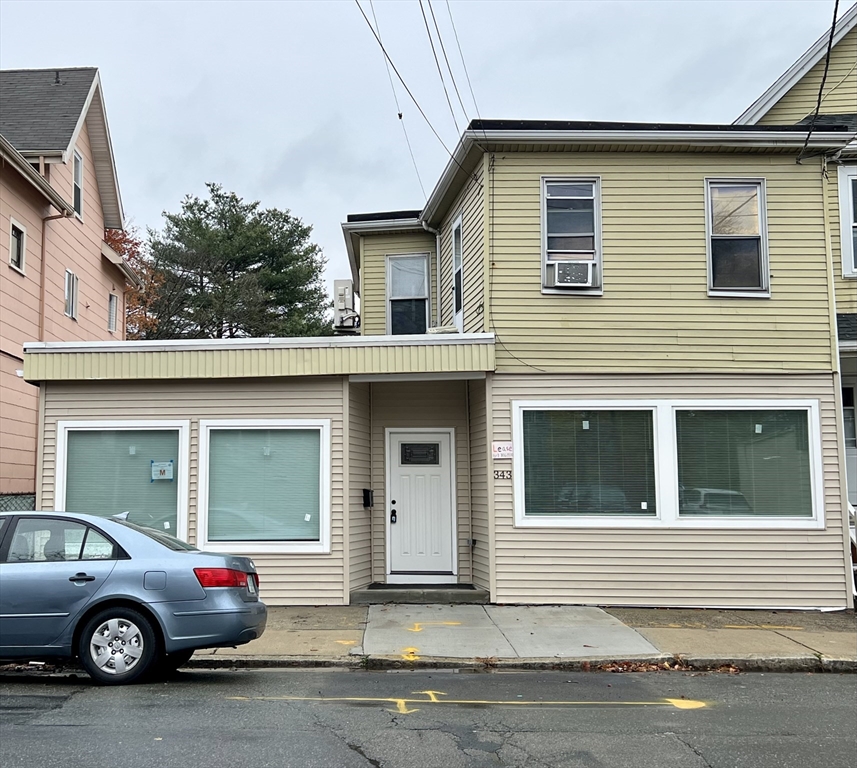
[194,567,249,588]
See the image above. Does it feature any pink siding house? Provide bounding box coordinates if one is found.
[0,67,139,508]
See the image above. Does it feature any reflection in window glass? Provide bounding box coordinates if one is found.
[66,430,179,532]
[207,429,321,541]
[8,518,88,562]
[708,182,765,291]
[676,410,812,517]
[522,410,656,516]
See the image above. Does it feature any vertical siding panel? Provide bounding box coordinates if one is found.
[348,382,373,591]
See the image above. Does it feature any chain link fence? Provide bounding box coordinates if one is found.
[0,494,36,512]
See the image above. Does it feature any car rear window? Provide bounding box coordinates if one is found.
[113,519,198,551]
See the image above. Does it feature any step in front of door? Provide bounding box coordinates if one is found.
[350,584,490,605]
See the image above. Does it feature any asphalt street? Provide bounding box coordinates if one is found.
[0,668,854,768]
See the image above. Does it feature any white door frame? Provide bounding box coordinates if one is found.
[385,427,457,584]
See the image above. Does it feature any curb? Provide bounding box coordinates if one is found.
[186,653,857,673]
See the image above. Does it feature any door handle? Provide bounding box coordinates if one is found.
[390,510,397,524]
[69,573,96,582]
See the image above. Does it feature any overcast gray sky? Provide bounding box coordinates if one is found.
[0,0,846,293]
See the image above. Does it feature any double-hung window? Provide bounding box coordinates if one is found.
[64,270,79,319]
[513,399,823,529]
[9,219,26,273]
[197,419,331,553]
[73,151,83,217]
[452,215,463,331]
[542,177,601,291]
[838,165,857,277]
[387,253,429,335]
[706,179,769,295]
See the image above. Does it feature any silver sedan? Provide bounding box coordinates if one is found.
[0,511,266,684]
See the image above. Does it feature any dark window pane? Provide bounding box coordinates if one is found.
[851,178,856,222]
[676,410,812,517]
[390,299,427,335]
[11,226,23,268]
[546,197,593,212]
[401,443,439,465]
[843,387,854,408]
[711,238,762,289]
[73,185,82,215]
[522,410,656,516]
[547,236,595,253]
[547,209,594,235]
[454,270,462,313]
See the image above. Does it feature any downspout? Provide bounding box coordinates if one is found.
[38,211,73,341]
[421,221,440,327]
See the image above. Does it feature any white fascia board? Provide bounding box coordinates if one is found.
[100,241,142,287]
[840,341,857,352]
[735,4,857,125]
[0,134,75,216]
[23,332,496,354]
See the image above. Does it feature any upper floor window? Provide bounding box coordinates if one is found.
[844,387,856,450]
[9,219,26,273]
[108,293,119,333]
[542,178,601,292]
[706,179,769,296]
[838,165,857,277]
[452,215,463,331]
[65,270,79,319]
[73,151,83,217]
[387,253,429,335]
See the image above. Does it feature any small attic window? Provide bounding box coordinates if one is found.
[73,151,83,216]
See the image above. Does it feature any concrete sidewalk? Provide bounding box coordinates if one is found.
[193,604,857,673]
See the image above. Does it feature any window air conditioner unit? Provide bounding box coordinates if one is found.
[551,260,596,288]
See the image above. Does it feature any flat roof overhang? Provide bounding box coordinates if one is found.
[23,333,496,382]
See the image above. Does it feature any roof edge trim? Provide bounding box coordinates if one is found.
[0,133,75,215]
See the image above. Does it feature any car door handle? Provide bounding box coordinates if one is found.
[69,573,96,582]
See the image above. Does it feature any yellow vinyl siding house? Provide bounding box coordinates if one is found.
[25,114,855,609]
[735,2,857,506]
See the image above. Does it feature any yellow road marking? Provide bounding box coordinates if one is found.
[401,647,420,661]
[226,692,708,714]
[722,625,804,631]
[335,640,357,646]
[406,621,462,633]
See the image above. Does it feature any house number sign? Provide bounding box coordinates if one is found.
[493,469,512,480]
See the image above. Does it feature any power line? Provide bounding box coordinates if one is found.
[369,0,427,200]
[445,0,482,122]
[427,0,470,126]
[798,0,840,163]
[418,0,460,134]
[353,0,478,183]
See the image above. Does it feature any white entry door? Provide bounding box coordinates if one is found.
[387,431,455,581]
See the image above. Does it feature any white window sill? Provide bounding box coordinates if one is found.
[707,289,771,299]
[541,287,603,297]
[8,263,26,277]
[515,515,824,530]
[200,541,329,555]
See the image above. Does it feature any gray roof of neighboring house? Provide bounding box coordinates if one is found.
[0,67,97,153]
[839,313,857,342]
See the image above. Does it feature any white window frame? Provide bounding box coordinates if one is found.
[64,270,79,319]
[73,150,83,218]
[512,398,824,530]
[9,217,26,275]
[541,176,603,296]
[838,164,857,277]
[196,418,331,554]
[54,420,191,542]
[451,214,464,331]
[386,252,430,335]
[705,178,770,297]
[107,293,118,333]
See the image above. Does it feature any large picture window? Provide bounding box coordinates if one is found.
[522,409,656,516]
[55,421,189,540]
[513,400,823,529]
[197,419,330,553]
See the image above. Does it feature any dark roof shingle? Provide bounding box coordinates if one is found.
[0,67,97,152]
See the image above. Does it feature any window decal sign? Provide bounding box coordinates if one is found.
[151,460,174,481]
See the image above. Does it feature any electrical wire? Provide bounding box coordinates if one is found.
[427,0,470,126]
[369,0,427,200]
[418,0,460,134]
[354,0,476,180]
[798,0,841,163]
[445,0,482,123]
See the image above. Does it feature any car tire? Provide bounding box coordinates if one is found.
[78,607,158,685]
[161,648,195,672]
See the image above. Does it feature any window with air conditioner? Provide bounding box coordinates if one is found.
[706,179,769,296]
[542,177,601,293]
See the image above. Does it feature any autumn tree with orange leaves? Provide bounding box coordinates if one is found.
[103,226,163,339]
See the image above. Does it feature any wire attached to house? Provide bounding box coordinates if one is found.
[419,0,460,134]
[369,0,427,200]
[797,0,841,163]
